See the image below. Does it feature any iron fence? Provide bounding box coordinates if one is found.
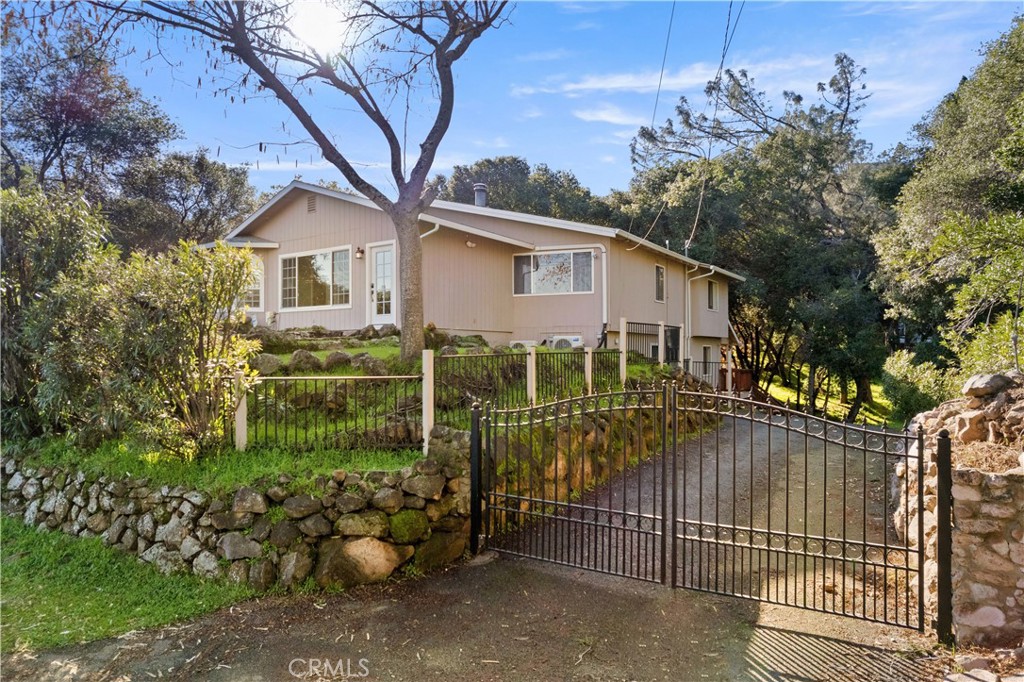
[247,375,422,450]
[536,350,586,401]
[435,351,528,426]
[685,359,720,389]
[593,349,622,391]
[625,322,660,364]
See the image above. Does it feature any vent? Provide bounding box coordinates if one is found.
[307,194,317,213]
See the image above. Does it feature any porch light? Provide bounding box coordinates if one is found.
[355,247,364,259]
[465,240,477,248]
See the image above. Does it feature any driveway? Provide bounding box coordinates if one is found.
[3,551,949,681]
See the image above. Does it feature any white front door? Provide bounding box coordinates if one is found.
[369,244,395,326]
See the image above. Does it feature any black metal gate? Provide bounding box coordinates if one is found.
[471,386,929,630]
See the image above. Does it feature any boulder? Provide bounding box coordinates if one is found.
[139,544,187,575]
[323,351,353,370]
[217,532,262,560]
[283,494,322,519]
[389,509,430,544]
[232,487,268,514]
[439,345,460,357]
[250,353,284,376]
[402,474,446,500]
[279,551,314,590]
[371,488,404,514]
[226,561,249,585]
[85,511,111,534]
[298,513,333,537]
[335,492,367,514]
[335,510,390,538]
[289,349,323,373]
[210,511,255,531]
[962,374,1013,398]
[192,550,223,580]
[414,531,466,572]
[248,559,277,592]
[355,325,379,340]
[154,515,189,549]
[314,537,413,589]
[956,410,987,444]
[268,520,303,549]
[377,323,399,338]
[179,535,203,561]
[250,516,273,542]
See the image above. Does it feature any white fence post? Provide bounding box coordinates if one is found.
[619,316,628,387]
[584,347,593,394]
[725,341,734,394]
[421,349,435,455]
[234,370,248,452]
[658,321,666,366]
[527,346,537,404]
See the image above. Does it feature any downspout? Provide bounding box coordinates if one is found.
[531,243,609,341]
[419,223,441,240]
[686,266,716,364]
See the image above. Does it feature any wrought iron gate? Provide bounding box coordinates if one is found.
[471,386,928,630]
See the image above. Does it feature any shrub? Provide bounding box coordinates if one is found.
[880,350,953,423]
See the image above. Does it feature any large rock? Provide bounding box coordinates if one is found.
[371,487,404,514]
[335,492,367,513]
[210,511,255,530]
[232,487,268,514]
[268,520,302,549]
[283,494,322,519]
[248,559,277,592]
[154,515,189,549]
[279,551,314,590]
[139,544,187,575]
[414,531,466,572]
[956,410,987,444]
[323,351,352,370]
[402,475,446,500]
[389,509,430,544]
[217,532,262,560]
[335,510,390,538]
[314,537,413,589]
[298,513,333,537]
[289,349,323,373]
[192,550,223,579]
[251,353,284,376]
[962,374,1013,398]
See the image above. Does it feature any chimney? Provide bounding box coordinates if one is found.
[473,182,488,207]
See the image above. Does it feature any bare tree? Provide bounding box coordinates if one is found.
[26,1,509,359]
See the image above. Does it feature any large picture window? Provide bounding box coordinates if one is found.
[513,251,593,295]
[281,248,351,308]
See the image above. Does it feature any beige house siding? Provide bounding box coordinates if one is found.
[688,274,730,340]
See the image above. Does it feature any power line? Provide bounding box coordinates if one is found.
[650,0,677,130]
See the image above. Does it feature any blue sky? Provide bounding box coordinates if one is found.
[117,1,1022,198]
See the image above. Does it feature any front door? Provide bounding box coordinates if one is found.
[369,244,395,326]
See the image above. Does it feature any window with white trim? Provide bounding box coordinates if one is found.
[513,251,593,295]
[702,345,714,364]
[243,256,263,310]
[281,248,351,309]
[655,265,665,303]
[707,280,719,311]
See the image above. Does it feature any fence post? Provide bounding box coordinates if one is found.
[584,347,593,394]
[725,341,734,393]
[526,346,537,404]
[233,370,248,452]
[619,316,628,387]
[470,402,482,554]
[658,321,666,366]
[421,349,435,456]
[935,429,955,646]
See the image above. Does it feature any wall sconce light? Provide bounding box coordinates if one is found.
[355,247,364,259]
[465,240,477,248]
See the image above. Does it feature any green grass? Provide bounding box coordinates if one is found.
[764,372,897,428]
[0,515,252,653]
[21,438,422,497]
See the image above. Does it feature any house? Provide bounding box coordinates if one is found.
[221,180,744,364]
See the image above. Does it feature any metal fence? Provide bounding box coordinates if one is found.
[625,321,660,364]
[684,359,720,389]
[246,375,422,450]
[593,349,622,391]
[536,350,586,401]
[435,352,528,426]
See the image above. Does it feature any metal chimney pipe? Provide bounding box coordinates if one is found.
[473,182,488,207]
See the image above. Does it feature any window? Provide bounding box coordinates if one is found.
[707,280,719,311]
[243,256,263,310]
[513,251,593,295]
[655,265,665,303]
[702,345,714,364]
[281,248,351,309]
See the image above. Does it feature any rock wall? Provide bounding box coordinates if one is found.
[0,435,470,592]
[897,371,1024,646]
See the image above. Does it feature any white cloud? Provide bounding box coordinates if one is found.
[516,49,571,63]
[573,104,646,126]
[473,136,511,149]
[599,155,617,164]
[519,106,544,120]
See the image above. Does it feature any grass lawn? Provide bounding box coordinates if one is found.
[765,373,898,428]
[0,515,252,653]
[22,439,423,497]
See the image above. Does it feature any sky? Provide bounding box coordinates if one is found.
[113,1,1023,199]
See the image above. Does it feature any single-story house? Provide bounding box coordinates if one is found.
[219,180,744,364]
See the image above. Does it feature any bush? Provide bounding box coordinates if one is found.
[951,312,1019,378]
[880,350,953,423]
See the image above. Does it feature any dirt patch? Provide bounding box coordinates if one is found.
[1,553,955,682]
[953,441,1021,472]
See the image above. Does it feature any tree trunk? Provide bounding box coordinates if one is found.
[846,376,873,423]
[390,211,426,362]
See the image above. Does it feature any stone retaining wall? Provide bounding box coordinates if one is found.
[896,371,1024,646]
[0,433,470,592]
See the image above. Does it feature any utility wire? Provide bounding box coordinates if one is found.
[684,0,744,256]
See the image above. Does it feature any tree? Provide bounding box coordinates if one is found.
[0,24,177,198]
[39,1,509,361]
[107,149,259,252]
[435,155,612,223]
[636,54,891,416]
